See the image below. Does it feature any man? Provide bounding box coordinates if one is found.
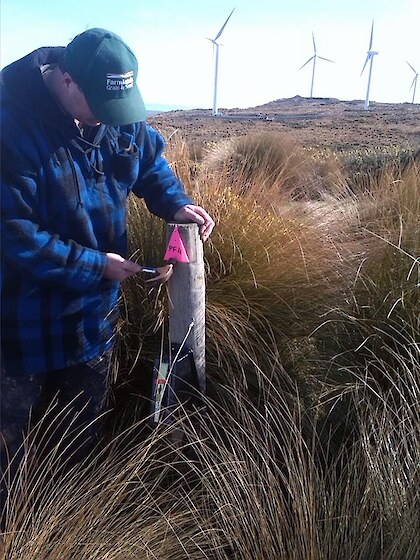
[0,28,214,505]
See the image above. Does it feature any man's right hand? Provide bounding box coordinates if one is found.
[103,253,142,281]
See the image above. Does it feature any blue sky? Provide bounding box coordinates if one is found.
[1,0,419,109]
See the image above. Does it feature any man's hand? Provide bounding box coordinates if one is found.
[173,204,215,242]
[103,253,142,281]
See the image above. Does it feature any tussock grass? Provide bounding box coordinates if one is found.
[316,158,419,391]
[2,346,418,559]
[201,131,348,203]
[342,145,419,192]
[1,416,217,559]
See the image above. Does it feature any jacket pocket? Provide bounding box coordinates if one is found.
[112,143,140,192]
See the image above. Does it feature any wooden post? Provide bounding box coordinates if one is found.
[166,223,206,394]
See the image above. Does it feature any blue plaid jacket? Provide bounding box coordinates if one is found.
[0,47,192,376]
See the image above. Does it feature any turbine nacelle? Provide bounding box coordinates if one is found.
[361,51,378,75]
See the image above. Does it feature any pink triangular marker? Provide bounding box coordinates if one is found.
[164,225,190,263]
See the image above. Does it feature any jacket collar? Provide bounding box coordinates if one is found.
[1,47,79,137]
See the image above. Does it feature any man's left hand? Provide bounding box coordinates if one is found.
[173,205,215,242]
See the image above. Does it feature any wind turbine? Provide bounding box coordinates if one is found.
[406,61,418,104]
[361,20,378,110]
[298,32,333,98]
[207,8,235,116]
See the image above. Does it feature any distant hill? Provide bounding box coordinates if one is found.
[150,96,420,151]
[254,95,342,108]
[146,103,194,117]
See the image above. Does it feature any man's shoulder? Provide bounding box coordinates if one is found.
[0,99,41,148]
[117,121,165,149]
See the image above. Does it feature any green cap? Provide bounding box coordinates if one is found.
[63,28,146,125]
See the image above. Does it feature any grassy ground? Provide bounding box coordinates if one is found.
[1,130,419,559]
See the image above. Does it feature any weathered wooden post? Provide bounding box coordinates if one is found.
[165,222,206,394]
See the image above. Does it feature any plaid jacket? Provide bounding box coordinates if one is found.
[0,47,192,376]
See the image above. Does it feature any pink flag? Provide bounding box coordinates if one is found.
[164,225,190,263]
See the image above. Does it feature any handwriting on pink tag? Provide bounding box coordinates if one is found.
[164,225,190,263]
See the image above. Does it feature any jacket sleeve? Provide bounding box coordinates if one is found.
[1,136,107,292]
[131,123,193,221]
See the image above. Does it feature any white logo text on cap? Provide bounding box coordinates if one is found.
[106,71,134,91]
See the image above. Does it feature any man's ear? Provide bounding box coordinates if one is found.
[61,71,82,96]
[61,72,75,90]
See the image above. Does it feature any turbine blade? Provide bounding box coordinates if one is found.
[214,8,235,41]
[361,54,370,76]
[406,61,417,73]
[318,56,334,63]
[299,56,315,71]
[369,20,374,50]
[411,75,418,91]
[312,32,316,54]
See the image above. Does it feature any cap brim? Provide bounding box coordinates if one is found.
[86,84,147,126]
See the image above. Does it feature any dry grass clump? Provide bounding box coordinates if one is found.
[342,145,419,192]
[197,347,419,559]
[356,161,419,323]
[201,131,348,203]
[2,339,418,559]
[1,417,218,559]
[203,185,351,388]
[316,159,419,389]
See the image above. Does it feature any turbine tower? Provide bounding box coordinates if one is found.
[361,20,378,110]
[407,61,418,104]
[207,8,235,116]
[298,32,333,98]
